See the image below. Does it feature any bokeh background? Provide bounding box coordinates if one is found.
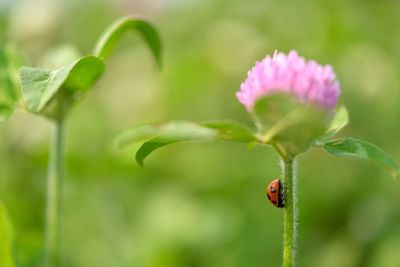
[1,0,400,266]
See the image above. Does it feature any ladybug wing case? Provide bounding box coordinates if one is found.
[267,179,284,208]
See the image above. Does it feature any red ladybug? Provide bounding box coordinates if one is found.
[266,179,284,208]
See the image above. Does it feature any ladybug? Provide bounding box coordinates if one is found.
[266,179,284,208]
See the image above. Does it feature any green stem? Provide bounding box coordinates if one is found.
[44,118,65,267]
[281,158,297,267]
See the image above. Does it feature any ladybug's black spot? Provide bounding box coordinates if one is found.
[269,187,276,193]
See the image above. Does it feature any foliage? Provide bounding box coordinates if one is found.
[322,138,400,178]
[117,121,257,165]
[119,97,399,177]
[1,1,400,267]
[16,16,161,121]
[19,56,105,116]
[1,15,162,267]
[94,17,162,67]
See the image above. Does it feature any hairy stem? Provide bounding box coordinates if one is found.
[282,158,297,267]
[44,118,65,267]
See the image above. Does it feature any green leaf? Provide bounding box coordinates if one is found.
[62,56,105,92]
[117,121,259,166]
[135,122,217,166]
[94,16,162,67]
[314,105,349,145]
[0,44,23,121]
[323,138,400,177]
[116,123,170,149]
[0,202,15,267]
[253,94,331,156]
[117,121,258,149]
[19,56,105,113]
[117,120,260,166]
[202,121,258,143]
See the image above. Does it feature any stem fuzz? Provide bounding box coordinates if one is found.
[282,158,297,267]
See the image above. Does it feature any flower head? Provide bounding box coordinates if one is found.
[237,50,340,111]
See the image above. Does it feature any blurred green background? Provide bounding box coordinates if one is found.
[1,0,400,266]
